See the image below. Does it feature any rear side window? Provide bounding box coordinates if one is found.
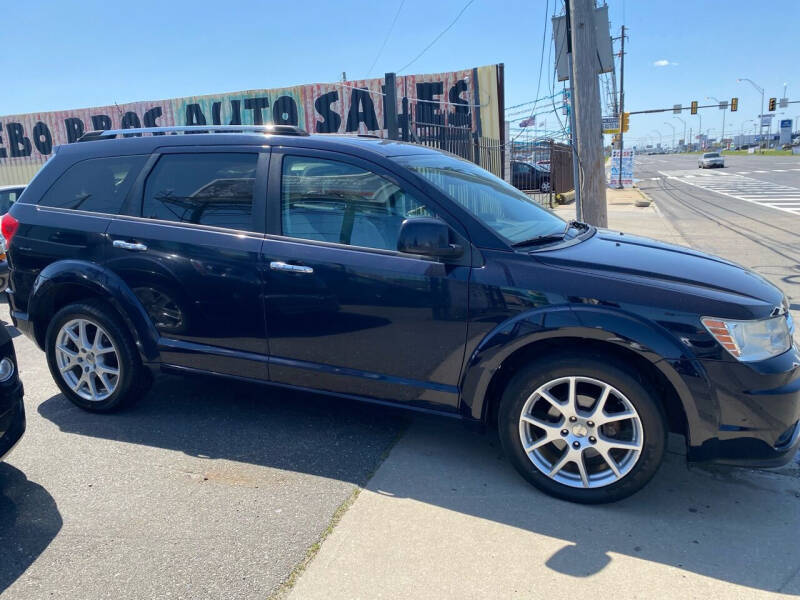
[39,155,147,214]
[142,153,258,232]
[0,188,23,213]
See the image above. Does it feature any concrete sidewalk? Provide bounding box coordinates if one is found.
[288,420,800,599]
[554,186,686,245]
[283,192,800,600]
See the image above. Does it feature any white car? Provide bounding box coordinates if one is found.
[698,152,724,168]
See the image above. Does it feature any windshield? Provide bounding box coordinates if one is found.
[394,153,566,245]
[704,153,720,158]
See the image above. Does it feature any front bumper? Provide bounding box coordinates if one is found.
[688,346,800,467]
[0,382,25,461]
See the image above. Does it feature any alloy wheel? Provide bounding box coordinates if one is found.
[518,376,644,488]
[55,318,121,402]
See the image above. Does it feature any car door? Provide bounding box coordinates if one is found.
[105,146,269,381]
[261,149,471,411]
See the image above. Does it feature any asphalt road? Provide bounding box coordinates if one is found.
[0,300,406,600]
[636,153,800,321]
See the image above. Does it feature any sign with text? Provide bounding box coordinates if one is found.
[602,115,620,133]
[0,65,503,184]
[780,119,793,145]
[608,148,635,188]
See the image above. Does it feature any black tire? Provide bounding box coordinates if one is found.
[498,353,666,504]
[45,299,151,412]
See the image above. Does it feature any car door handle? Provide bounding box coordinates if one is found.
[112,240,148,252]
[270,261,313,274]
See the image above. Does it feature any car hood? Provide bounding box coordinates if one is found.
[535,229,783,308]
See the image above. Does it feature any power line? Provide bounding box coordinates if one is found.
[513,0,550,142]
[397,0,476,73]
[366,0,406,77]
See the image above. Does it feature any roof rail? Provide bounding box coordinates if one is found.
[77,124,310,142]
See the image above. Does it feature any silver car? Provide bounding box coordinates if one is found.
[698,152,724,168]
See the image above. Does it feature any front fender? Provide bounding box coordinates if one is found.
[459,305,716,447]
[30,260,160,362]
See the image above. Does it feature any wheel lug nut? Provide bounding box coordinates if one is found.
[572,441,581,449]
[589,436,596,444]
[587,421,595,427]
[560,429,568,436]
[569,416,577,423]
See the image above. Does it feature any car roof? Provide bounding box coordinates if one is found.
[54,132,441,162]
[0,184,26,191]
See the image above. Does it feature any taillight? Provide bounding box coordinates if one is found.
[1,213,19,246]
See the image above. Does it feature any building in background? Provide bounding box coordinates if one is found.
[0,65,505,185]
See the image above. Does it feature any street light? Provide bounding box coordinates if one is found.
[697,112,703,149]
[707,95,726,150]
[673,115,687,151]
[663,121,676,150]
[737,77,765,151]
[652,129,663,148]
[740,119,754,146]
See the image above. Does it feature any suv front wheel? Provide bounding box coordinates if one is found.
[498,354,666,503]
[45,300,150,412]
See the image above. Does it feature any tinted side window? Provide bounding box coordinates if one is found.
[281,156,433,251]
[39,155,147,214]
[0,189,22,213]
[142,153,258,232]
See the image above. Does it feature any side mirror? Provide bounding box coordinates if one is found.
[397,218,463,258]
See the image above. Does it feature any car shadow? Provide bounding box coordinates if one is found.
[36,375,800,595]
[365,419,800,594]
[37,373,409,487]
[0,463,63,594]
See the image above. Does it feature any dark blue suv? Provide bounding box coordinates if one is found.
[3,125,799,503]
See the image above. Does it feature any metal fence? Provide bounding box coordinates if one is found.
[406,120,503,180]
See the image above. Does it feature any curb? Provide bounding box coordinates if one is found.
[633,185,652,208]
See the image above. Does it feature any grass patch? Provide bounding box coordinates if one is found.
[721,149,795,156]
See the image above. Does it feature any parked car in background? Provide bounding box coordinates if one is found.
[0,326,24,461]
[0,185,25,215]
[699,152,724,168]
[511,160,551,192]
[3,125,799,503]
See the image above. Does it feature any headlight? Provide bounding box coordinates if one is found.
[702,315,793,362]
[0,357,15,382]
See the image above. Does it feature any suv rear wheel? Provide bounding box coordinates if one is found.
[498,354,666,503]
[45,300,150,412]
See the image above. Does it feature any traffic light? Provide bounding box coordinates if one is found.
[768,97,776,112]
[621,112,630,132]
[690,101,698,115]
[730,97,738,112]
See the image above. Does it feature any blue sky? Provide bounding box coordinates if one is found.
[1,0,797,145]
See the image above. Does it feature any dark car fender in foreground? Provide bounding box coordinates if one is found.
[23,260,160,362]
[459,303,708,444]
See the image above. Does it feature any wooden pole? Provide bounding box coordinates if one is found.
[568,0,607,227]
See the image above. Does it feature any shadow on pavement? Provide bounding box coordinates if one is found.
[36,374,800,595]
[38,373,407,487]
[0,463,62,594]
[366,420,800,595]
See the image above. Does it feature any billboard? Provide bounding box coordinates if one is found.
[0,64,503,185]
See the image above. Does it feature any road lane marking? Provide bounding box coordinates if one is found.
[657,170,800,216]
